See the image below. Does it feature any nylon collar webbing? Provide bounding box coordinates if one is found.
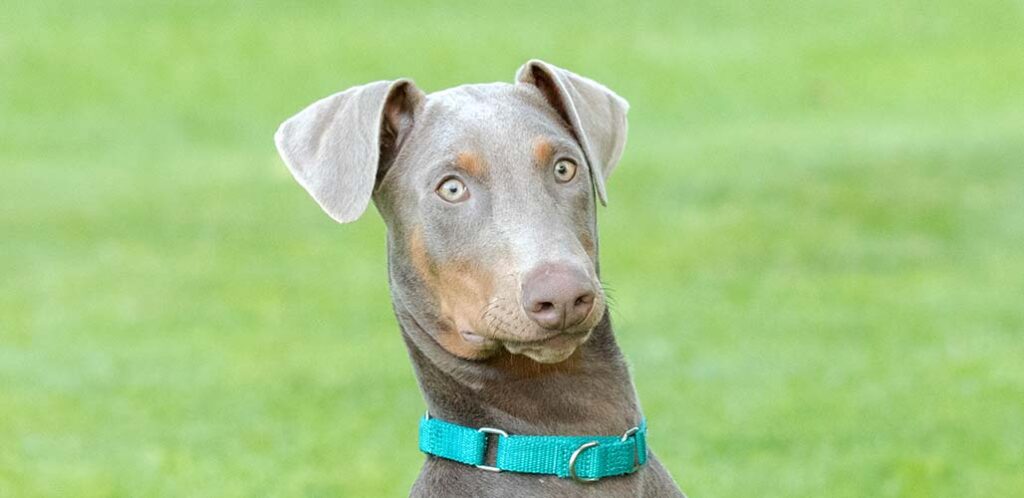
[418,414,648,482]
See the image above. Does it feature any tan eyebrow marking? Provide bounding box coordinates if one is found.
[532,137,555,169]
[455,151,485,177]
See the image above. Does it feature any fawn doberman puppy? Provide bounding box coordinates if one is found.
[275,60,685,497]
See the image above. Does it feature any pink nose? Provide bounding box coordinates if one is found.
[521,263,596,330]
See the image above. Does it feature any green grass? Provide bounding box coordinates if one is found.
[2,0,1023,496]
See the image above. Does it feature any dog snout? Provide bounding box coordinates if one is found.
[521,263,596,330]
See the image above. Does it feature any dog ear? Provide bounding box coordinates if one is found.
[275,80,423,223]
[515,60,629,205]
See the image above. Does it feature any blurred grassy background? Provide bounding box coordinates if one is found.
[2,0,1023,496]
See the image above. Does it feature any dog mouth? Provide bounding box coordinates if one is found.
[501,329,592,363]
[456,289,605,363]
[458,326,592,364]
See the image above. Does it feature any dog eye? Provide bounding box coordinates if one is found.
[553,160,577,183]
[436,177,469,203]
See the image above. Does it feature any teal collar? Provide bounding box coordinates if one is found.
[418,414,648,482]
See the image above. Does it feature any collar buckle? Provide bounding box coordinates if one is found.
[621,426,641,471]
[475,427,508,472]
[568,441,602,482]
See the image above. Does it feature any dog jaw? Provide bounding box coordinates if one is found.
[502,329,592,364]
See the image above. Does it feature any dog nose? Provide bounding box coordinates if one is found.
[521,263,596,330]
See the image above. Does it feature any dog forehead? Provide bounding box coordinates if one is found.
[420,83,561,141]
[382,82,578,206]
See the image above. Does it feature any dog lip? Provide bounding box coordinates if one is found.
[502,329,591,364]
[501,328,590,350]
[460,330,489,345]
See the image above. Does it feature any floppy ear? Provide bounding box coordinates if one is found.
[515,60,629,205]
[274,79,423,223]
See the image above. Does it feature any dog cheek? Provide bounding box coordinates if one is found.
[435,261,494,332]
[436,327,499,360]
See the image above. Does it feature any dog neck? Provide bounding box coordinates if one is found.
[392,297,643,436]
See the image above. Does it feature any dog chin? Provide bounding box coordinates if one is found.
[502,330,591,364]
[517,346,577,364]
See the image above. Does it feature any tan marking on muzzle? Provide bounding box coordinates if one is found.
[579,231,596,258]
[407,227,498,359]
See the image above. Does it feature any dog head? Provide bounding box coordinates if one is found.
[275,60,628,364]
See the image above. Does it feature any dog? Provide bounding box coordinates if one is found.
[275,59,685,497]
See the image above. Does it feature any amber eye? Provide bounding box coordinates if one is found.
[553,159,577,183]
[436,177,469,203]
